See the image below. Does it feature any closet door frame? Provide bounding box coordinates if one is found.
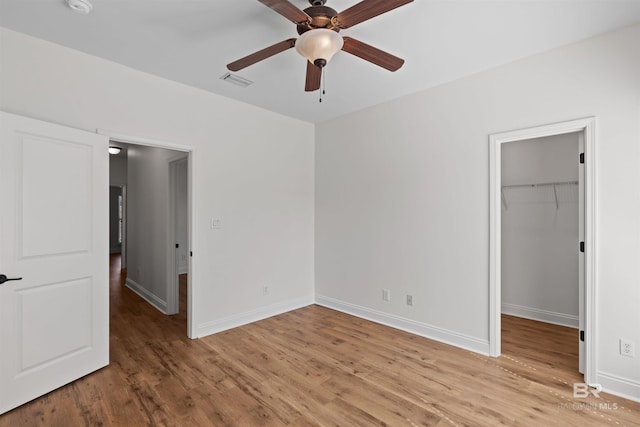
[488,117,596,386]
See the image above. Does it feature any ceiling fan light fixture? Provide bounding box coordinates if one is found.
[295,29,343,67]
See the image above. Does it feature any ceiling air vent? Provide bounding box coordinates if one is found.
[220,72,253,88]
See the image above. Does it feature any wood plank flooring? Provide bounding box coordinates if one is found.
[1,255,638,426]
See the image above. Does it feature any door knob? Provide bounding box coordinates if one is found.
[0,274,22,285]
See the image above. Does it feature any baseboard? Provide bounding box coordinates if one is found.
[125,278,168,314]
[315,295,490,355]
[597,371,640,403]
[195,295,315,338]
[502,302,578,328]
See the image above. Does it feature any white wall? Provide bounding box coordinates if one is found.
[125,145,183,310]
[0,28,315,336]
[316,24,640,399]
[501,133,579,327]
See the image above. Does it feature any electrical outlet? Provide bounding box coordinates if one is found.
[263,285,269,296]
[620,339,635,357]
[406,295,413,306]
[382,289,390,302]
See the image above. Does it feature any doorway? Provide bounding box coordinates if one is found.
[105,132,196,338]
[500,132,581,376]
[489,117,597,385]
[109,186,124,254]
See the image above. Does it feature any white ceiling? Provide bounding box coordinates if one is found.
[1,0,640,123]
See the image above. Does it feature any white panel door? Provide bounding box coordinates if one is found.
[0,112,109,414]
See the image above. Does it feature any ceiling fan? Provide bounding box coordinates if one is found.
[227,0,413,92]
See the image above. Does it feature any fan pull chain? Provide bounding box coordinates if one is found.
[323,67,326,95]
[319,68,327,103]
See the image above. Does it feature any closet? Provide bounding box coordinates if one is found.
[501,132,580,328]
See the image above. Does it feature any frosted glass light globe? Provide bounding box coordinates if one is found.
[295,29,344,67]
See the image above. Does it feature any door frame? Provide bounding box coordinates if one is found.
[168,155,188,315]
[108,185,127,267]
[489,117,597,385]
[99,129,197,338]
[109,185,123,254]
[121,185,128,269]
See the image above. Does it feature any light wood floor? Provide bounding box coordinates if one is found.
[1,255,638,426]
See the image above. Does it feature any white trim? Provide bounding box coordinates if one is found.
[100,129,194,152]
[167,159,178,315]
[121,185,127,269]
[597,371,640,403]
[583,119,597,386]
[315,295,490,355]
[97,128,198,338]
[501,303,578,329]
[126,278,167,314]
[186,150,196,339]
[195,296,315,338]
[166,157,187,316]
[489,134,501,358]
[489,117,597,385]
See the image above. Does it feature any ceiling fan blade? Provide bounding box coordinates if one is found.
[305,61,322,92]
[341,37,404,71]
[335,0,413,29]
[227,38,297,72]
[258,0,311,24]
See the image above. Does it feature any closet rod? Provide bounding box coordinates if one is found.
[501,180,578,210]
[501,180,578,190]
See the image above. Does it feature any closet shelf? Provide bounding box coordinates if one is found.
[501,180,578,210]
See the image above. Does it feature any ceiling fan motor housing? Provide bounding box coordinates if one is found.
[309,0,327,5]
[296,6,340,35]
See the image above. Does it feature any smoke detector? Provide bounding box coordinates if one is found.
[67,0,93,15]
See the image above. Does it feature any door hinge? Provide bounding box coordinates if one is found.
[580,153,585,164]
[175,243,179,248]
[580,330,585,342]
[190,251,193,257]
[580,241,585,253]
